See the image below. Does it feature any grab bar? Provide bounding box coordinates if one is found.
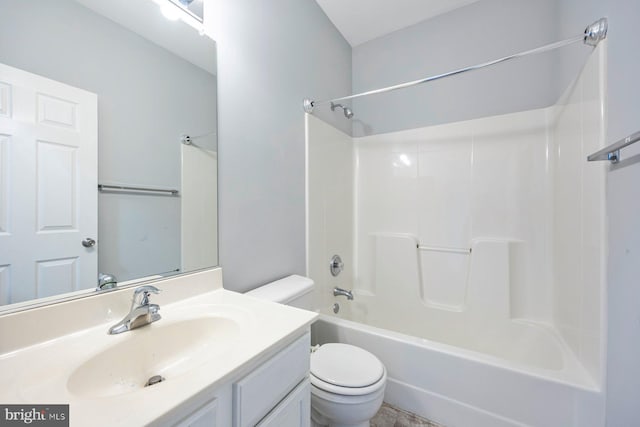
[417,245,471,254]
[587,130,640,164]
[98,184,179,196]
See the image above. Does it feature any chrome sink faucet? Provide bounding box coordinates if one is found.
[333,287,354,300]
[108,285,161,335]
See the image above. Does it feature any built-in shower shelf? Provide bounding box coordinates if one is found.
[587,130,640,164]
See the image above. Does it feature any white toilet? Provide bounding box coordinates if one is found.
[246,275,386,427]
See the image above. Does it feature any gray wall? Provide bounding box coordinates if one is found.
[215,0,352,292]
[0,0,217,281]
[351,0,565,136]
[558,0,640,425]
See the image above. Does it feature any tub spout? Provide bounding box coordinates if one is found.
[333,287,354,300]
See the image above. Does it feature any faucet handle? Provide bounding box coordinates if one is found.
[132,285,160,306]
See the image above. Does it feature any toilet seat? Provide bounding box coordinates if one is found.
[310,343,386,396]
[310,369,386,396]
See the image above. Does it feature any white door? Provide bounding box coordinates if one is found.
[0,63,98,305]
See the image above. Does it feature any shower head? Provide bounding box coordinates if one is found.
[330,102,354,119]
[343,106,354,119]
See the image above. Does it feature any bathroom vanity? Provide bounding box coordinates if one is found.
[0,268,317,426]
[159,332,312,426]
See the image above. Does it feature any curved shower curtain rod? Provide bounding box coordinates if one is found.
[303,18,608,114]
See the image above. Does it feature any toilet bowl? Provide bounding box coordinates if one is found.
[246,275,387,427]
[310,343,386,427]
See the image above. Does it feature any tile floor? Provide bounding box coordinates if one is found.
[370,403,443,427]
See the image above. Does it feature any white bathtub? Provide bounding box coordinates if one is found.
[311,313,604,427]
[306,44,608,427]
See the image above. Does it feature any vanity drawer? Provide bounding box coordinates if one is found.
[233,332,310,427]
[174,398,218,427]
[257,378,310,427]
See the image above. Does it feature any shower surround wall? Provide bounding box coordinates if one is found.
[307,45,606,425]
[353,109,556,344]
[552,40,607,385]
[305,117,353,312]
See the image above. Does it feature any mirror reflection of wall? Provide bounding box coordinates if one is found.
[0,0,217,308]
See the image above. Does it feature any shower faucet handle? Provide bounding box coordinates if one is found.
[330,255,344,277]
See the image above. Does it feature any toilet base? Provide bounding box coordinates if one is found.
[311,407,370,427]
[310,381,384,427]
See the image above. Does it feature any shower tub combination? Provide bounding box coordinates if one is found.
[305,23,608,427]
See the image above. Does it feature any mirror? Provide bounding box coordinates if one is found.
[0,0,218,311]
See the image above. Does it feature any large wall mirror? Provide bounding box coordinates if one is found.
[0,0,218,311]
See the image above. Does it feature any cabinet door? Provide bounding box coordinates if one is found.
[233,333,309,426]
[175,398,218,427]
[257,379,310,427]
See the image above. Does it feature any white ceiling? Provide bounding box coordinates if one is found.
[315,0,480,47]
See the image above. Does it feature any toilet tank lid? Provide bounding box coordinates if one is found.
[246,275,314,303]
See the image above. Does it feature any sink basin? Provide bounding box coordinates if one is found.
[67,316,240,398]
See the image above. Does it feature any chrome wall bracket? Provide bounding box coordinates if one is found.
[588,130,640,164]
[607,150,620,164]
[584,18,608,47]
[303,98,314,113]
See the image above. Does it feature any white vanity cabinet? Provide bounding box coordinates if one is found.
[175,398,221,427]
[256,379,310,427]
[156,385,231,427]
[233,332,310,426]
[168,331,311,427]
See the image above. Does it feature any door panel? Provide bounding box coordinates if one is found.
[37,93,78,129]
[0,63,97,305]
[0,265,10,305]
[0,82,9,117]
[36,257,78,299]
[0,134,8,233]
[37,140,78,231]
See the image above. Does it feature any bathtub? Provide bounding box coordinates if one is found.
[311,312,604,427]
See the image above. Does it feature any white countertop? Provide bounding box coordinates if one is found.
[0,270,317,426]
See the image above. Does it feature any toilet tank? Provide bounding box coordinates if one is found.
[245,275,314,310]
